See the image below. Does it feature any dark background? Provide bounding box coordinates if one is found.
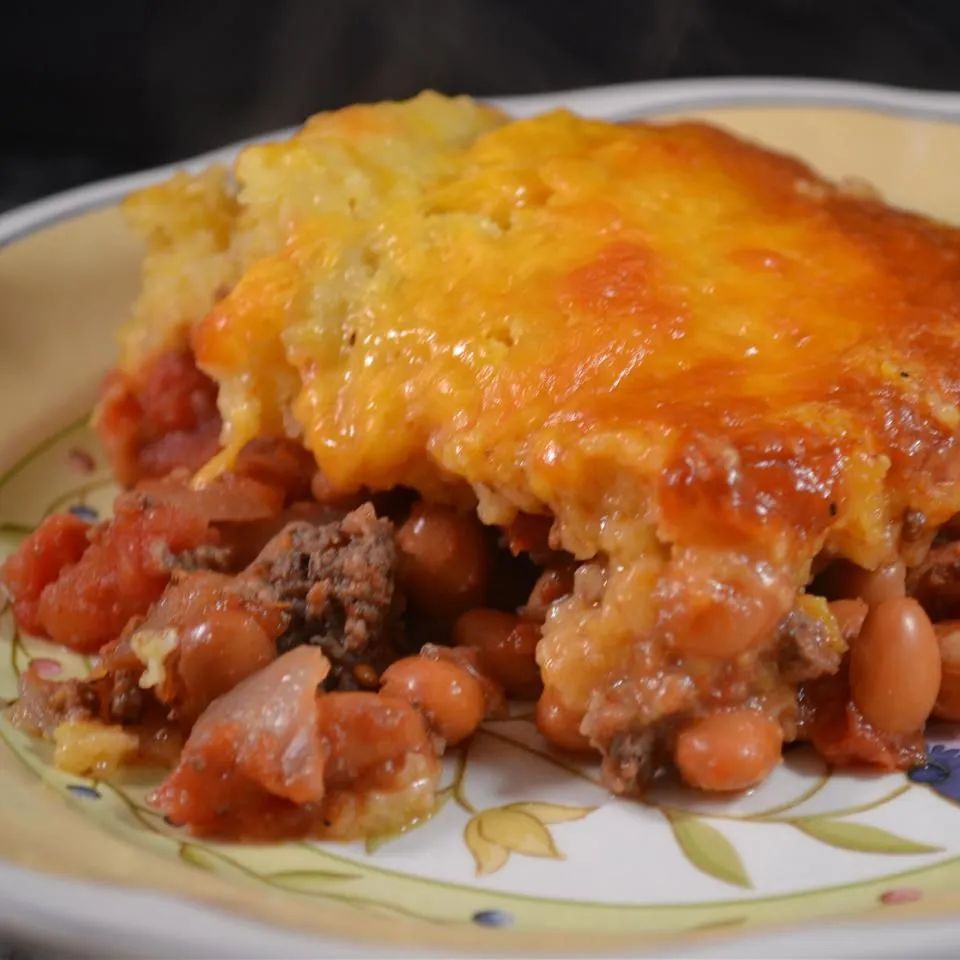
[3,0,960,212]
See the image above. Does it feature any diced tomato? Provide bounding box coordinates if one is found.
[11,567,283,740]
[94,371,143,487]
[1,514,91,635]
[6,462,296,661]
[95,350,221,486]
[805,673,924,770]
[151,647,437,840]
[149,646,332,838]
[318,692,436,789]
[136,350,219,435]
[135,422,222,483]
[35,492,214,652]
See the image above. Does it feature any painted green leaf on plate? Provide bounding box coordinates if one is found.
[793,818,941,854]
[667,812,752,889]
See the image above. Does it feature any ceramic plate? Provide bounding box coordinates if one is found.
[3,78,960,960]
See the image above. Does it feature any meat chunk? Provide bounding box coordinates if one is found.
[108,668,146,724]
[11,659,154,736]
[9,665,99,736]
[12,566,287,745]
[907,541,960,620]
[246,503,400,688]
[602,728,669,794]
[776,601,845,683]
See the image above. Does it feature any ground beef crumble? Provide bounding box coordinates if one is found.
[10,666,144,733]
[776,605,844,683]
[245,503,401,688]
[602,728,666,793]
[108,668,147,723]
[171,543,233,572]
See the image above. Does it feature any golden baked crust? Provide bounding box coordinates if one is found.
[115,92,960,779]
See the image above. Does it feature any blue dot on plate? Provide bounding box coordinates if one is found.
[472,909,513,928]
[68,504,99,522]
[67,784,101,799]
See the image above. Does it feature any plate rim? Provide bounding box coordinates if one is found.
[2,75,960,249]
[4,75,960,958]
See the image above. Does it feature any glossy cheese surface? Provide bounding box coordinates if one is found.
[118,93,960,721]
[140,95,960,571]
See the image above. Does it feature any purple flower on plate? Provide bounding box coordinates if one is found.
[908,744,960,802]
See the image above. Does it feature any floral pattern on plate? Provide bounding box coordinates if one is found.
[3,419,960,938]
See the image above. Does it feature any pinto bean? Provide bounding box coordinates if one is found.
[380,656,486,745]
[396,503,490,619]
[850,598,940,734]
[675,709,782,792]
[535,686,591,753]
[453,608,542,699]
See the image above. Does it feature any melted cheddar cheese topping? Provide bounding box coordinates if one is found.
[118,93,960,743]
